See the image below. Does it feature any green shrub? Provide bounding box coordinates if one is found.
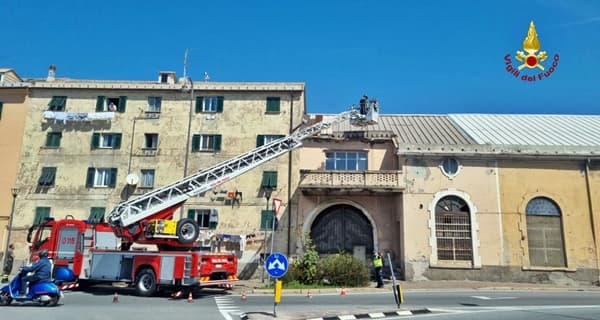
[319,253,370,287]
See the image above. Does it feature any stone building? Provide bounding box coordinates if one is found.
[7,66,305,275]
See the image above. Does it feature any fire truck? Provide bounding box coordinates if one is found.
[25,100,378,296]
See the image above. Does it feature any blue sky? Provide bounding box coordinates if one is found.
[2,0,599,115]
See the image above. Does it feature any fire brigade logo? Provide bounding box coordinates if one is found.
[504,21,559,82]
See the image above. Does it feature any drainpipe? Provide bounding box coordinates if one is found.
[584,158,600,284]
[286,92,294,256]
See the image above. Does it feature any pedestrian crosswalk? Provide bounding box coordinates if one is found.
[214,296,243,320]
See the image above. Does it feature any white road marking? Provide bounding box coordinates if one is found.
[214,296,242,320]
[471,295,517,300]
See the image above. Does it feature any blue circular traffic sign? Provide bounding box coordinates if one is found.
[265,252,288,278]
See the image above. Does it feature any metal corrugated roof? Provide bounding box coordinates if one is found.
[449,114,600,147]
[311,114,476,145]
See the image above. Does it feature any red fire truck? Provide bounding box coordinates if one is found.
[25,102,378,296]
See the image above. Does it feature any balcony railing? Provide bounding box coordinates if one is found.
[299,170,404,191]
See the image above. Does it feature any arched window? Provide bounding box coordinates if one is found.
[526,197,566,267]
[435,196,472,261]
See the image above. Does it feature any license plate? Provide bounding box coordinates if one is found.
[215,264,222,268]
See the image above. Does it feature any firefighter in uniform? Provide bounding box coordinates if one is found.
[373,251,384,288]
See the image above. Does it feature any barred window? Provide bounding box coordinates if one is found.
[435,196,473,261]
[526,197,566,267]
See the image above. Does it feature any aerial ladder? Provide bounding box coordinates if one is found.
[107,99,379,249]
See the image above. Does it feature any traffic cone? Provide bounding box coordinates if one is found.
[306,289,312,299]
[241,291,247,301]
[187,291,193,303]
[112,292,119,303]
[340,287,347,296]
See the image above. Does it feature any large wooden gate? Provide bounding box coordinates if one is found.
[310,204,373,255]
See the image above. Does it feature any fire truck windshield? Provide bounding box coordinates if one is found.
[33,225,52,250]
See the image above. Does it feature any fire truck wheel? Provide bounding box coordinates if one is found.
[135,268,157,297]
[176,218,199,244]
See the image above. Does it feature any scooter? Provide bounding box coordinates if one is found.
[0,271,63,306]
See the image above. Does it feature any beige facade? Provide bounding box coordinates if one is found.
[0,69,28,261]
[10,68,305,274]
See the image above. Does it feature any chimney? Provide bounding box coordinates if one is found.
[47,64,56,81]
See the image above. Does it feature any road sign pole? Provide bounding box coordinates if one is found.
[387,252,402,308]
[274,279,282,317]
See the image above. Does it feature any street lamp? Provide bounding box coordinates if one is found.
[3,187,18,274]
[261,187,273,283]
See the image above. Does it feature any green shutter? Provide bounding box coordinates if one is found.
[34,207,51,226]
[187,209,196,220]
[256,135,265,147]
[48,96,67,111]
[213,135,222,151]
[216,96,224,113]
[86,168,95,187]
[96,96,105,111]
[195,97,204,113]
[38,167,57,186]
[266,97,280,113]
[108,168,118,188]
[88,207,105,223]
[192,134,200,151]
[0,101,3,120]
[261,171,278,188]
[260,210,275,231]
[46,132,61,148]
[114,133,122,149]
[117,96,127,113]
[91,133,100,149]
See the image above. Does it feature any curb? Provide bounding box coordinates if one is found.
[239,309,432,320]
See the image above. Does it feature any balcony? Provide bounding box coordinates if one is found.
[299,170,404,194]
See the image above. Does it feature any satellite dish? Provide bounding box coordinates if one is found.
[126,173,139,185]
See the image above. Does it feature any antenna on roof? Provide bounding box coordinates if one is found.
[183,49,189,79]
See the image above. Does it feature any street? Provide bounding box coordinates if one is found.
[2,286,600,320]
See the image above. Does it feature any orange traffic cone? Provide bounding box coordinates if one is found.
[306,289,312,299]
[241,291,247,301]
[187,291,193,303]
[340,287,347,296]
[112,292,119,303]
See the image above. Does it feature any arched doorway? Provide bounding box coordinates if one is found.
[310,204,374,259]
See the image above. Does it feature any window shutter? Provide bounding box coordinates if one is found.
[34,207,51,225]
[117,96,127,113]
[187,209,196,220]
[213,135,222,151]
[86,168,95,187]
[266,97,280,113]
[91,133,100,149]
[96,96,105,111]
[114,133,122,149]
[216,96,224,113]
[260,210,275,230]
[261,171,278,188]
[89,207,106,223]
[0,101,3,120]
[195,97,204,113]
[39,167,56,186]
[256,135,265,147]
[46,132,61,148]
[108,168,118,188]
[192,134,200,151]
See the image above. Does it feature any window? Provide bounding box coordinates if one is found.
[266,97,280,113]
[526,197,566,267]
[435,196,473,261]
[140,169,155,188]
[440,158,461,178]
[0,101,3,120]
[86,167,118,188]
[91,133,122,149]
[325,151,368,170]
[260,210,276,230]
[96,96,127,113]
[188,209,218,229]
[261,171,278,189]
[48,96,67,111]
[33,207,51,226]
[88,207,105,223]
[195,96,224,113]
[46,132,62,148]
[144,133,159,149]
[148,97,162,113]
[192,134,222,152]
[256,134,285,147]
[38,167,57,187]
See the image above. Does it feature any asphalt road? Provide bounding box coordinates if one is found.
[2,287,600,320]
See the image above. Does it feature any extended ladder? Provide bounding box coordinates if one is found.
[108,108,373,228]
